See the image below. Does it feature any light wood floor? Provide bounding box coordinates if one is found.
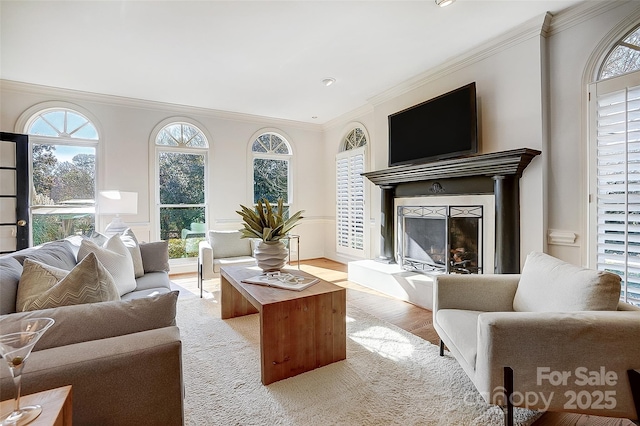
[170,258,635,426]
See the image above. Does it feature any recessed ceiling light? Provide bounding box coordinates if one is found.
[435,0,454,7]
[322,78,336,87]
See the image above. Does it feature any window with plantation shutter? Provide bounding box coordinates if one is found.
[336,126,367,257]
[591,73,640,306]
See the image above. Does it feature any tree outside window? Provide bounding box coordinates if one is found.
[252,132,292,217]
[156,122,208,259]
[27,109,98,246]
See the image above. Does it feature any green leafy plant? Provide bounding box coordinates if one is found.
[237,198,303,242]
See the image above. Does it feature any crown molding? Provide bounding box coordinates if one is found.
[547,0,633,37]
[367,1,624,108]
[0,79,323,132]
[367,12,552,107]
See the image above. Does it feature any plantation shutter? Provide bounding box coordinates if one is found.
[336,147,365,256]
[592,73,640,305]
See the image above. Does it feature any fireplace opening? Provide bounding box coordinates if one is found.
[398,206,483,274]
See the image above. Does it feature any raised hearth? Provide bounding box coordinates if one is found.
[363,148,540,274]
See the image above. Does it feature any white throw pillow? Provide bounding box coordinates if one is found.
[121,228,144,278]
[16,253,120,311]
[78,235,137,296]
[208,230,252,259]
[513,252,621,312]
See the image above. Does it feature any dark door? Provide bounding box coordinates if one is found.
[0,132,29,252]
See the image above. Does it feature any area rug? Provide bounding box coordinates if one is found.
[176,296,541,425]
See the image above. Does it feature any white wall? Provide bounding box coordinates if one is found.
[0,83,326,263]
[546,1,640,266]
[2,1,638,270]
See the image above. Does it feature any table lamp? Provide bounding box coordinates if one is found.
[99,190,138,234]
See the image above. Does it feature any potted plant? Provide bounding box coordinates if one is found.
[237,198,303,271]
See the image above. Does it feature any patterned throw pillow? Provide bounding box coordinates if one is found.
[16,253,120,312]
[78,235,137,296]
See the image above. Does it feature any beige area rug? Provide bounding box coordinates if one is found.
[176,296,541,426]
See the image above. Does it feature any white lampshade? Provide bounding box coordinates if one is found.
[99,191,138,215]
[99,191,138,234]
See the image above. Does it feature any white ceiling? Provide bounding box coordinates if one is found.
[1,0,586,124]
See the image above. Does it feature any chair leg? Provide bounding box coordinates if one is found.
[504,366,514,426]
[198,262,203,299]
[629,369,640,424]
[439,340,444,356]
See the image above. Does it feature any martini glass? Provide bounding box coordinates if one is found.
[0,317,54,426]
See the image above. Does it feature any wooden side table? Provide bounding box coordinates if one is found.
[0,385,72,426]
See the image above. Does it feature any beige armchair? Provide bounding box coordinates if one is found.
[433,252,640,425]
[197,230,256,297]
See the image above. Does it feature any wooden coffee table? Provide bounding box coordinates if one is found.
[220,266,346,385]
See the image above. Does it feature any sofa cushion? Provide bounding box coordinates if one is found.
[139,241,170,273]
[0,290,179,351]
[134,271,171,292]
[16,253,120,311]
[0,257,23,315]
[78,235,137,296]
[208,230,252,259]
[513,252,622,312]
[121,228,145,278]
[12,240,77,271]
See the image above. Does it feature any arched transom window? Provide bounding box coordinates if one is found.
[156,123,207,148]
[600,25,640,80]
[155,121,208,259]
[342,127,367,151]
[251,132,292,205]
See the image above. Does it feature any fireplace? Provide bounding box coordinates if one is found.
[398,205,483,274]
[363,148,540,274]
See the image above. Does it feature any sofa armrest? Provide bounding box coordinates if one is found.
[1,326,183,425]
[474,311,640,418]
[433,274,520,313]
[199,240,215,280]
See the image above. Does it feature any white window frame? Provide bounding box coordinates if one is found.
[249,129,294,208]
[18,103,101,245]
[589,71,640,306]
[150,118,210,262]
[336,125,369,258]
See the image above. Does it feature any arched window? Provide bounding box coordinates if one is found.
[599,26,640,80]
[590,24,640,306]
[336,126,367,257]
[25,107,99,245]
[154,121,208,259]
[251,132,292,205]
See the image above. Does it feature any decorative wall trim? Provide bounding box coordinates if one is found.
[547,229,578,246]
[1,79,324,132]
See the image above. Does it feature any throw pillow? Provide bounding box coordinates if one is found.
[16,253,120,312]
[139,241,170,273]
[513,251,621,312]
[6,291,179,351]
[121,228,144,278]
[78,235,137,296]
[208,230,252,259]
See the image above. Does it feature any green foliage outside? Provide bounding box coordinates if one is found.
[159,151,206,259]
[253,158,288,204]
[31,144,96,245]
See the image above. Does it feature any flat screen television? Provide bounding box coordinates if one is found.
[388,82,477,167]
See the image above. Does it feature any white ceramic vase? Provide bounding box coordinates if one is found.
[254,240,288,272]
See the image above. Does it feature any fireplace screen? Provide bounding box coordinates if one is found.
[398,205,483,274]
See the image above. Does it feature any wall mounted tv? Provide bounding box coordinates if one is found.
[388,82,477,167]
